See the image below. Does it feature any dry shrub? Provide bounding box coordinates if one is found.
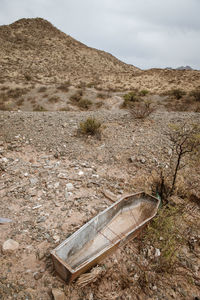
[129,102,154,119]
[79,117,102,136]
[38,86,47,93]
[190,89,200,102]
[57,81,70,92]
[70,89,83,103]
[97,92,108,99]
[48,96,60,103]
[78,99,92,109]
[33,105,46,111]
[170,89,186,99]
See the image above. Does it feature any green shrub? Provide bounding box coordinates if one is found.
[79,117,101,136]
[139,89,149,96]
[122,91,139,107]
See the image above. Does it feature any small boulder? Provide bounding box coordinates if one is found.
[2,239,19,253]
[52,288,65,300]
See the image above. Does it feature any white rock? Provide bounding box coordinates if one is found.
[78,170,84,176]
[155,248,161,257]
[66,183,74,191]
[58,173,68,179]
[52,288,65,300]
[2,239,19,253]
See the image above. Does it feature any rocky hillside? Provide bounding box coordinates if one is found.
[0,18,138,85]
[0,18,200,92]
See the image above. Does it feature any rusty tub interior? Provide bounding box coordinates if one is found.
[51,192,160,282]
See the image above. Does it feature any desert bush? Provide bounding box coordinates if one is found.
[57,81,70,92]
[38,86,47,93]
[144,204,183,273]
[97,92,108,99]
[33,105,46,111]
[129,102,154,119]
[79,117,101,136]
[152,122,200,200]
[48,96,60,103]
[139,89,149,96]
[170,89,186,99]
[24,73,31,81]
[16,98,24,106]
[70,90,83,103]
[122,91,140,107]
[190,89,200,102]
[78,99,92,109]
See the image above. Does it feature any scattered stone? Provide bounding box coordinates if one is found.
[29,177,38,185]
[37,216,46,223]
[58,173,68,179]
[78,170,84,176]
[66,183,74,191]
[52,288,65,300]
[155,248,161,257]
[33,272,43,280]
[32,205,42,210]
[2,239,19,253]
[129,156,135,162]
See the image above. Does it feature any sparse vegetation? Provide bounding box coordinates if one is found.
[38,86,47,93]
[48,96,60,103]
[139,89,149,96]
[152,122,200,200]
[190,89,200,102]
[122,91,140,107]
[170,88,186,99]
[79,117,102,136]
[70,89,83,103]
[78,99,92,109]
[57,81,71,92]
[129,102,154,119]
[144,204,183,273]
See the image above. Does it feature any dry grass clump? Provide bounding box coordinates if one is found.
[170,88,186,99]
[129,102,154,119]
[70,89,83,103]
[79,117,102,136]
[57,81,71,92]
[97,92,108,99]
[48,96,60,103]
[38,86,47,93]
[190,89,200,102]
[78,99,92,109]
[33,105,46,111]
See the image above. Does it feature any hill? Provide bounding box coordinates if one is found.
[0,18,200,92]
[0,18,138,86]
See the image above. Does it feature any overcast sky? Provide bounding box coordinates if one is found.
[0,0,200,69]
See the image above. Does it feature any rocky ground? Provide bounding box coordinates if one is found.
[0,109,200,300]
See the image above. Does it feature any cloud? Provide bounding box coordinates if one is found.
[0,0,200,69]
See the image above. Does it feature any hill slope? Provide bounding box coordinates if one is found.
[0,18,138,85]
[0,18,200,92]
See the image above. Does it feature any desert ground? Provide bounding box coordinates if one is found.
[0,18,200,300]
